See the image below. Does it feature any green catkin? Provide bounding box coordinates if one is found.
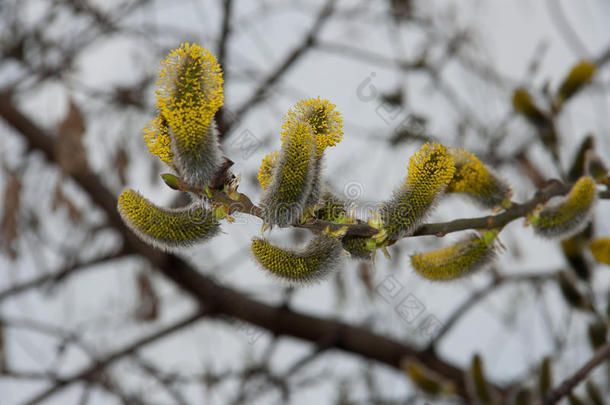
[251,235,343,284]
[411,231,498,281]
[261,122,317,226]
[530,176,597,239]
[118,189,220,251]
[447,148,512,209]
[380,143,456,240]
[147,43,225,187]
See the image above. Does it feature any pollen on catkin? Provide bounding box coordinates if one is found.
[152,43,225,187]
[410,231,498,281]
[257,151,279,190]
[281,97,343,156]
[447,149,512,209]
[530,176,597,239]
[251,235,344,284]
[260,122,317,226]
[118,189,220,252]
[143,114,174,167]
[380,143,455,239]
[590,238,610,265]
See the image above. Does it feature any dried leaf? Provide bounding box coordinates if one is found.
[114,147,129,186]
[1,170,21,260]
[55,99,88,175]
[52,184,82,222]
[135,271,159,322]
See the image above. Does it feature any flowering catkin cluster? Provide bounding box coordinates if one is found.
[119,43,225,250]
[260,97,344,226]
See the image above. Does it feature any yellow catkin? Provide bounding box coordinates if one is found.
[143,115,174,167]
[530,176,597,239]
[281,97,343,156]
[590,238,610,265]
[447,149,511,209]
[147,43,224,187]
[411,231,497,281]
[557,61,596,104]
[380,143,456,239]
[257,151,279,190]
[117,189,220,251]
[251,235,343,284]
[261,122,316,225]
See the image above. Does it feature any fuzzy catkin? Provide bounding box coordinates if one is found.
[260,122,317,226]
[118,190,220,252]
[251,235,344,284]
[530,176,597,239]
[380,143,455,239]
[410,232,497,281]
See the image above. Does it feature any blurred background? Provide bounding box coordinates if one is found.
[1,0,610,404]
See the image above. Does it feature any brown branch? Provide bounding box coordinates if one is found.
[542,341,610,405]
[21,311,206,405]
[0,90,501,400]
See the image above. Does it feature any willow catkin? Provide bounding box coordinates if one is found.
[380,142,455,239]
[260,122,317,226]
[145,43,224,187]
[251,235,344,284]
[530,176,597,239]
[118,190,220,251]
[447,148,512,209]
[410,231,498,281]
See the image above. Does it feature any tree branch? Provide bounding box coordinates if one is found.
[0,90,504,400]
[542,341,610,405]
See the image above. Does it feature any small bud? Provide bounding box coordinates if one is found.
[447,148,512,209]
[341,236,374,261]
[401,359,455,396]
[585,150,609,184]
[411,231,498,281]
[512,88,549,127]
[538,356,552,396]
[117,190,220,252]
[556,60,596,106]
[587,321,607,350]
[566,135,595,182]
[586,380,604,405]
[469,354,493,405]
[557,271,592,311]
[529,176,597,240]
[260,122,317,226]
[251,235,344,285]
[161,173,180,190]
[380,143,455,239]
[590,238,610,265]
